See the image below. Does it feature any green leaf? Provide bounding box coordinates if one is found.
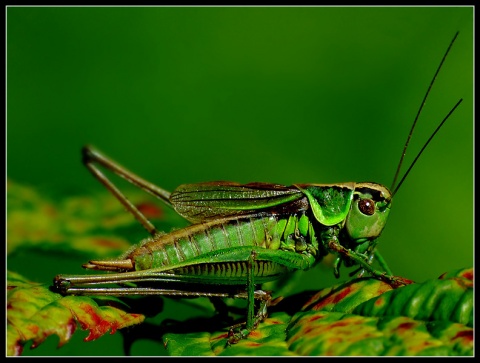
[352,268,473,327]
[7,271,145,356]
[284,269,473,356]
[300,277,396,313]
[286,311,472,356]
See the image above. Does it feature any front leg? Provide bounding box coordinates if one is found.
[327,239,412,288]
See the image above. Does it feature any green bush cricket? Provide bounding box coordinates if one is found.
[54,32,463,344]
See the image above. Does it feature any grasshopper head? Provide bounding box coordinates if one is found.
[343,182,392,255]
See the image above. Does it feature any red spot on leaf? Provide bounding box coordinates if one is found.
[85,320,111,342]
[330,320,350,328]
[249,330,261,338]
[375,297,384,306]
[398,322,416,330]
[453,330,473,342]
[327,337,342,344]
[333,286,352,302]
[450,277,474,290]
[247,342,261,347]
[27,325,39,335]
[137,202,163,219]
[461,269,473,281]
[311,287,352,310]
[80,304,100,322]
[304,326,313,334]
[77,303,112,341]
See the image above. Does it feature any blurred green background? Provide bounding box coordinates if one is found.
[7,6,473,355]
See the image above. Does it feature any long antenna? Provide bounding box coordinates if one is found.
[392,98,462,196]
[390,31,460,193]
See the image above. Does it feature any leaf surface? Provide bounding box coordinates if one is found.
[7,271,145,356]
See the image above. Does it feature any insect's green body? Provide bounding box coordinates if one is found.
[54,33,462,344]
[118,182,390,282]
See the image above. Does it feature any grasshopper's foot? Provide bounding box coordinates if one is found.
[387,275,414,288]
[226,293,277,346]
[52,275,71,295]
[227,311,267,346]
[227,325,251,345]
[226,311,264,345]
[375,272,414,288]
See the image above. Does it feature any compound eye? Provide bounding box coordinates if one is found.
[358,198,375,216]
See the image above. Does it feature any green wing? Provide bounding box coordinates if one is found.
[170,181,305,223]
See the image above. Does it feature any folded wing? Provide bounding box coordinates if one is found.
[170,181,305,223]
